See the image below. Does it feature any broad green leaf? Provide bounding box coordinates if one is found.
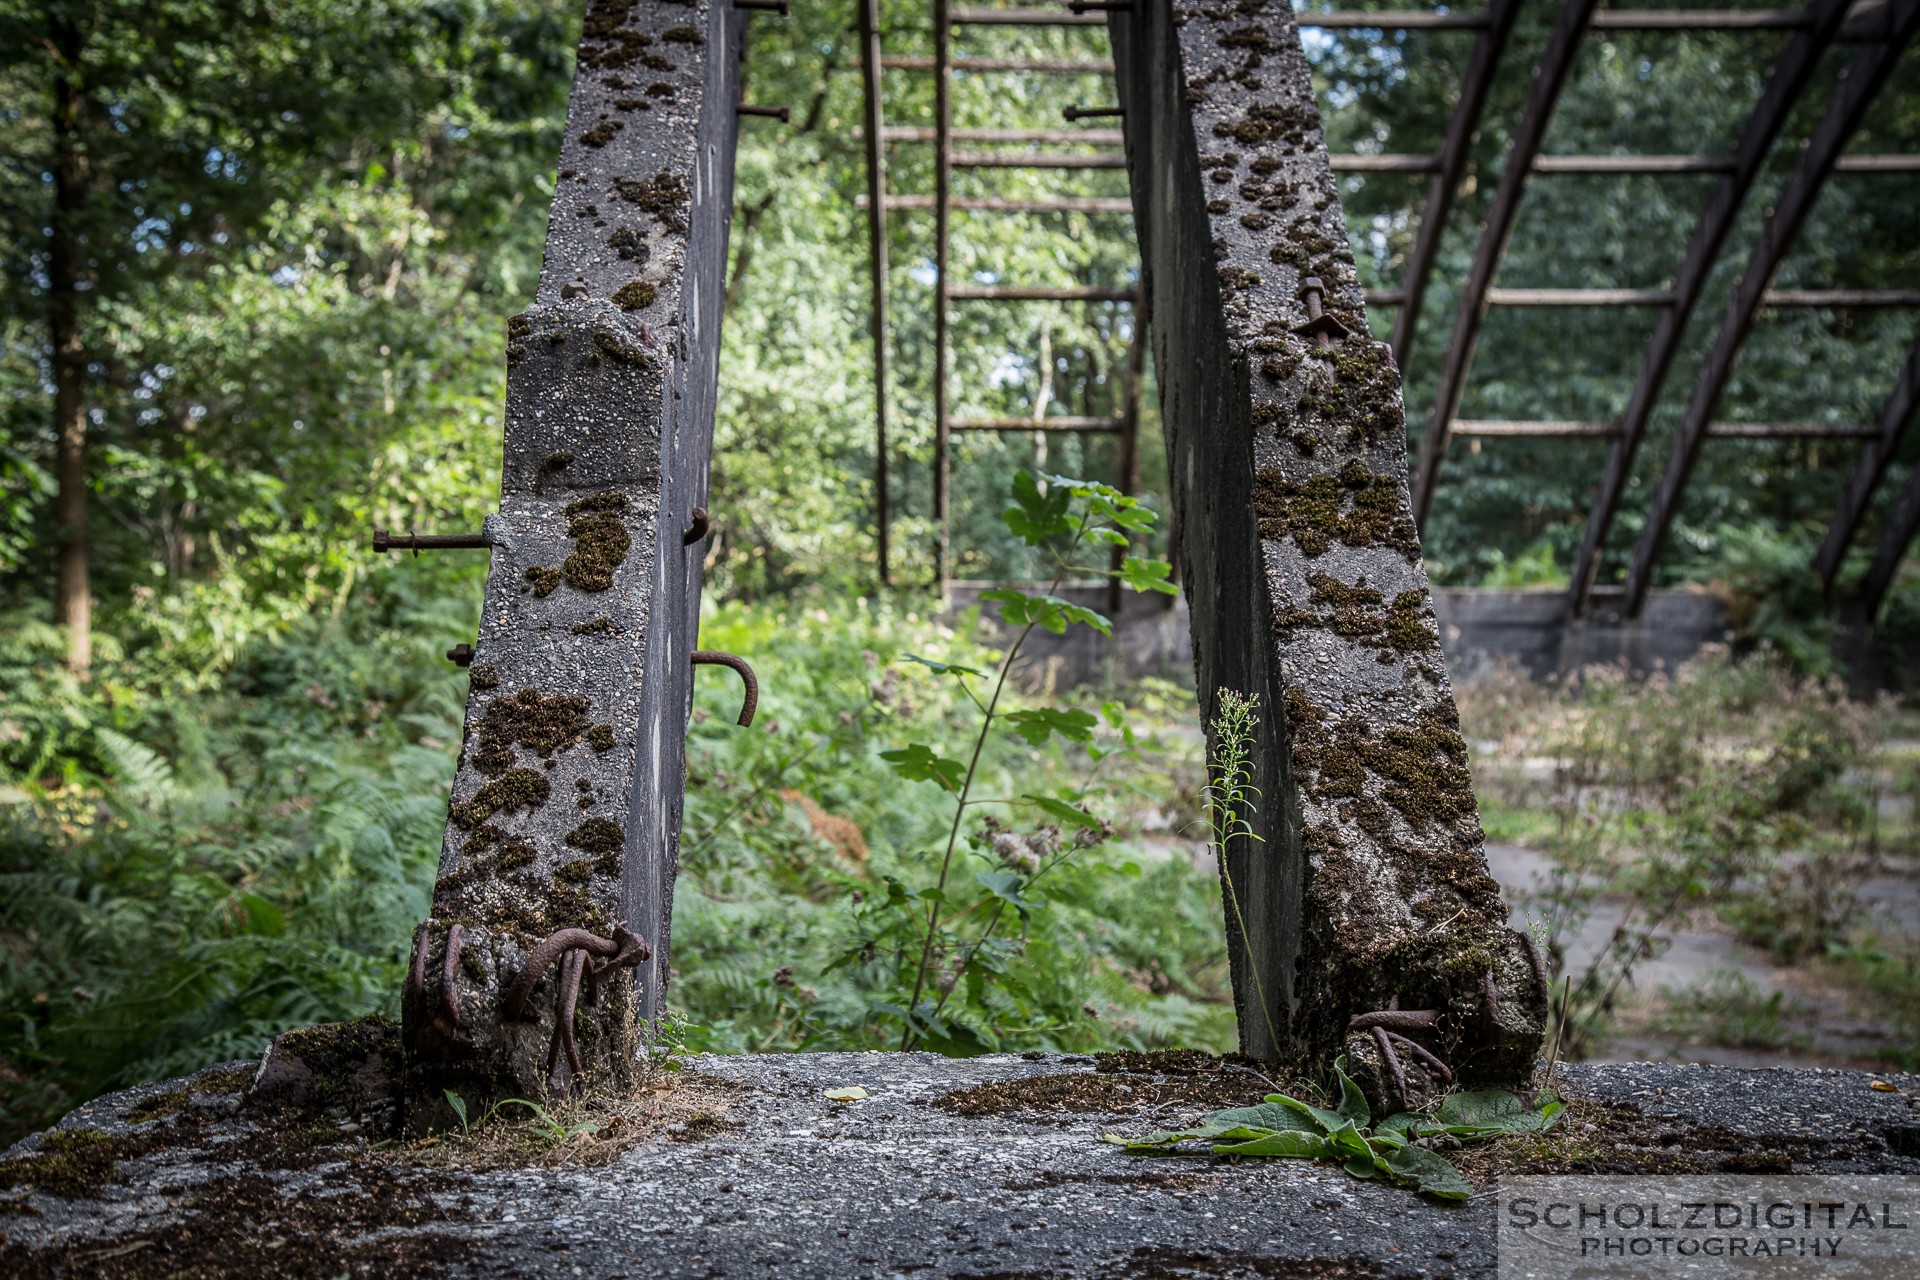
[975,869,1035,912]
[900,653,985,679]
[1344,1154,1379,1179]
[1003,707,1098,746]
[1334,1057,1371,1128]
[1322,1120,1373,1160]
[1434,1089,1553,1136]
[1120,555,1179,595]
[1213,1129,1333,1158]
[1003,469,1073,544]
[1380,1143,1473,1201]
[1196,1101,1322,1136]
[1024,795,1104,830]
[880,745,966,793]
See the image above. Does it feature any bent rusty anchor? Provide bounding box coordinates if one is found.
[691,651,757,727]
[503,925,652,1091]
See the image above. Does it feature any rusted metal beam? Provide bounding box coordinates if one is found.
[948,416,1125,432]
[1301,10,1495,29]
[948,284,1135,300]
[1815,338,1920,591]
[881,56,1114,73]
[1862,451,1920,616]
[934,0,952,594]
[1621,1,1920,616]
[1112,285,1148,615]
[876,126,1125,145]
[950,5,1104,23]
[1388,0,1524,372]
[1535,154,1736,173]
[858,0,891,585]
[1835,152,1920,170]
[869,194,1136,213]
[1588,8,1814,28]
[1453,420,1621,437]
[951,150,1127,169]
[1568,0,1857,614]
[1450,420,1877,438]
[1411,0,1598,525]
[1330,153,1443,173]
[1764,289,1920,307]
[1486,287,1677,306]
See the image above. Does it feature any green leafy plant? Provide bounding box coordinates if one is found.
[871,471,1175,1052]
[1109,1059,1561,1201]
[1205,690,1278,1053]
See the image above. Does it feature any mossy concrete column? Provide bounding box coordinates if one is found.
[1110,0,1545,1099]
[401,0,744,1125]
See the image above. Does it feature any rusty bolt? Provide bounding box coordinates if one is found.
[1294,276,1352,350]
[447,643,475,667]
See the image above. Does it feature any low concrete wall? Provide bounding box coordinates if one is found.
[950,584,1737,688]
[1433,587,1733,681]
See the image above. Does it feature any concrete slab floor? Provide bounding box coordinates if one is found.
[6,1049,1920,1278]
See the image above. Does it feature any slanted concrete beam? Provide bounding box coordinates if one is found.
[1110,0,1544,1101]
[401,0,744,1123]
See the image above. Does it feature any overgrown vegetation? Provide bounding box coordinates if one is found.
[1111,1056,1562,1201]
[1463,652,1920,1068]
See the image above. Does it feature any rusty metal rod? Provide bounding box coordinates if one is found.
[441,923,466,1031]
[1063,105,1125,121]
[738,104,791,122]
[1349,1008,1441,1033]
[691,651,759,727]
[372,527,490,553]
[502,927,630,1021]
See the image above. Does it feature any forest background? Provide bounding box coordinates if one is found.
[1,0,1917,1143]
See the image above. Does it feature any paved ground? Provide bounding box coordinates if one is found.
[7,1046,1920,1278]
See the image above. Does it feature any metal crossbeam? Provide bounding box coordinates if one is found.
[949,284,1135,300]
[949,6,1104,23]
[1863,450,1920,616]
[1452,420,1879,438]
[1763,289,1920,307]
[1301,10,1495,28]
[870,195,1135,213]
[858,0,891,583]
[876,126,1125,144]
[881,56,1114,72]
[1621,0,1920,615]
[949,416,1125,431]
[1535,154,1736,173]
[952,151,1127,168]
[1568,0,1857,613]
[1331,153,1444,172]
[1486,288,1677,306]
[1388,0,1523,370]
[1411,0,1598,524]
[1814,338,1920,591]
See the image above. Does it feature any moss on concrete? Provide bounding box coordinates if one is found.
[1252,460,1419,559]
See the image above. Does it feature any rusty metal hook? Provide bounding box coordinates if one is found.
[691,651,758,727]
[684,507,710,546]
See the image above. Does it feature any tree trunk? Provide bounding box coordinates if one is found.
[50,14,89,674]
